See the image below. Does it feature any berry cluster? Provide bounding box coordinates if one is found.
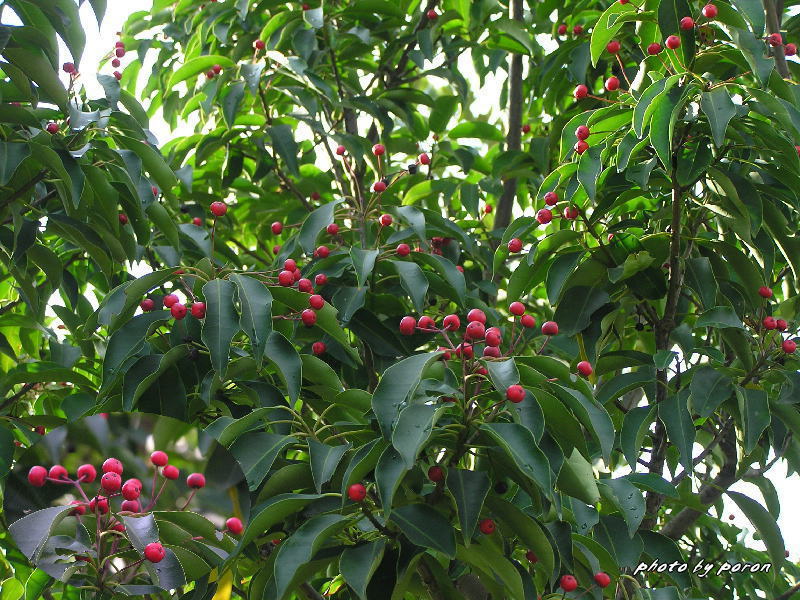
[757,286,797,354]
[25,449,241,587]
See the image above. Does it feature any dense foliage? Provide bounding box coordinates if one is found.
[1,0,800,598]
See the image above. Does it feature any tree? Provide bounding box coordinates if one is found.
[1,0,800,598]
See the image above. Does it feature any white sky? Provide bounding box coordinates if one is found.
[10,0,799,566]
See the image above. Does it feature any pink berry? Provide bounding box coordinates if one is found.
[399,316,417,335]
[28,466,47,487]
[186,472,206,489]
[102,458,123,475]
[151,451,168,466]
[506,384,525,403]
[542,321,559,336]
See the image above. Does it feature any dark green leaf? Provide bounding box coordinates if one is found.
[389,504,456,558]
[445,468,490,544]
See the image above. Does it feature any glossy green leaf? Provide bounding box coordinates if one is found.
[308,439,350,493]
[445,468,490,544]
[201,279,239,378]
[659,393,695,471]
[389,503,456,558]
[340,540,386,600]
[230,274,272,367]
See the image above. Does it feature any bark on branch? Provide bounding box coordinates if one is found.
[765,0,790,78]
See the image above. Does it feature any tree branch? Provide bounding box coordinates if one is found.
[777,583,800,600]
[765,0,790,78]
[495,0,524,231]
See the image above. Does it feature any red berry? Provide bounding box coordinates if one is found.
[278,270,294,286]
[485,331,502,347]
[483,346,501,358]
[521,124,531,133]
[574,84,588,99]
[163,294,179,308]
[187,472,206,489]
[763,316,778,330]
[418,316,436,330]
[283,258,297,272]
[702,3,717,19]
[192,217,203,226]
[62,62,76,74]
[557,24,567,35]
[144,542,165,563]
[297,278,313,293]
[526,550,538,563]
[399,316,417,335]
[536,208,553,224]
[520,314,536,328]
[466,321,485,340]
[467,309,486,324]
[426,9,438,20]
[606,40,620,54]
[315,245,330,258]
[315,273,328,286]
[336,145,346,155]
[307,295,324,310]
[396,243,411,256]
[443,314,460,331]
[191,302,206,319]
[28,466,47,486]
[542,321,559,336]
[254,39,266,50]
[374,181,387,193]
[563,206,579,220]
[46,122,59,134]
[508,238,523,253]
[311,191,321,201]
[573,25,583,35]
[140,298,155,312]
[666,35,681,50]
[544,191,559,205]
[122,479,142,500]
[348,483,367,501]
[121,499,140,512]
[484,204,493,214]
[210,201,227,216]
[575,125,590,141]
[70,500,87,515]
[575,140,589,154]
[113,71,122,81]
[786,43,797,56]
[226,517,244,535]
[506,384,525,403]
[151,451,168,467]
[455,343,474,359]
[77,464,97,483]
[312,341,326,355]
[163,465,179,479]
[479,518,495,534]
[115,47,125,58]
[171,303,187,319]
[509,302,525,316]
[680,16,695,30]
[379,213,393,226]
[783,339,797,354]
[301,309,317,327]
[326,223,339,235]
[560,575,578,592]
[89,496,109,514]
[605,76,620,91]
[577,361,593,376]
[418,153,431,165]
[102,458,123,475]
[428,465,444,482]
[372,144,386,156]
[647,42,662,55]
[594,572,611,588]
[758,286,773,298]
[212,64,222,74]
[271,222,283,235]
[100,472,121,492]
[777,319,788,331]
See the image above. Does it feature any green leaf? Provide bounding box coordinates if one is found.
[736,386,770,454]
[101,311,171,392]
[297,200,342,255]
[590,1,637,66]
[240,493,323,551]
[264,331,302,402]
[701,87,737,147]
[222,81,245,128]
[598,478,646,536]
[122,346,188,411]
[728,27,773,86]
[0,142,30,186]
[340,540,386,600]
[200,279,239,379]
[649,85,687,168]
[166,55,237,88]
[3,48,67,110]
[273,514,349,599]
[659,394,695,471]
[230,274,272,368]
[429,95,459,132]
[389,504,456,558]
[657,0,696,66]
[308,439,350,493]
[577,145,602,200]
[480,423,551,491]
[445,468,490,544]
[0,578,24,600]
[374,445,408,511]
[340,439,387,506]
[448,121,504,142]
[553,285,610,336]
[372,352,442,438]
[621,405,656,471]
[696,306,744,329]
[689,366,733,418]
[389,260,429,313]
[8,506,73,562]
[268,124,299,176]
[731,0,765,35]
[556,447,600,505]
[392,403,437,469]
[350,247,378,287]
[728,491,785,572]
[122,513,159,553]
[229,432,297,491]
[304,6,324,28]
